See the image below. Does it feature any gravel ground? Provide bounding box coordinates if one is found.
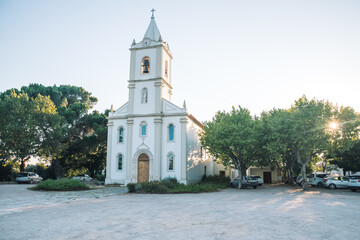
[0,184,359,240]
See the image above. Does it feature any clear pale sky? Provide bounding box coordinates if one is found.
[1,0,359,122]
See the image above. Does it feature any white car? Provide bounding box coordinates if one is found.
[72,174,92,182]
[296,175,310,186]
[15,172,43,184]
[308,173,328,187]
[348,176,360,192]
[323,176,349,189]
[250,175,263,186]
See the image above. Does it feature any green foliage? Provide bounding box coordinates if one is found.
[169,183,227,193]
[25,164,56,180]
[0,91,63,171]
[126,178,227,194]
[141,181,169,193]
[127,183,136,193]
[30,179,90,191]
[95,174,106,181]
[0,84,106,178]
[200,106,258,188]
[332,140,360,173]
[201,175,230,184]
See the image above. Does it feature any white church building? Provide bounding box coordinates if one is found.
[105,12,228,185]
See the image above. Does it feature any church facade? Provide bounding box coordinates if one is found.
[105,13,225,185]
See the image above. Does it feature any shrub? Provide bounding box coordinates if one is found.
[141,181,169,193]
[160,177,178,189]
[201,175,230,184]
[30,179,90,191]
[170,183,227,193]
[95,174,106,181]
[127,183,136,193]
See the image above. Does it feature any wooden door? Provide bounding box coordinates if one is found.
[138,153,149,183]
[263,172,272,184]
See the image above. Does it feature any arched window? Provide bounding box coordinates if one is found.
[118,154,123,170]
[168,124,174,141]
[165,60,168,76]
[141,88,148,104]
[119,127,124,143]
[140,122,147,136]
[168,153,174,171]
[142,57,150,74]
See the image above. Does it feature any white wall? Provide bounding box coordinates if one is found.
[161,116,182,181]
[109,119,127,184]
[186,118,211,183]
[133,81,156,115]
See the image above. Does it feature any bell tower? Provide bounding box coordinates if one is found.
[127,9,173,115]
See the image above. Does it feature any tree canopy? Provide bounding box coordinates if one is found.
[0,84,107,178]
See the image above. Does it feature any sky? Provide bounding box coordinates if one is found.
[0,0,359,122]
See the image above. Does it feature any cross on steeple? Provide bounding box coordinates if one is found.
[151,8,155,18]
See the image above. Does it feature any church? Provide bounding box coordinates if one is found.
[105,11,227,185]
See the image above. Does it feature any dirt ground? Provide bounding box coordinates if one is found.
[0,184,359,240]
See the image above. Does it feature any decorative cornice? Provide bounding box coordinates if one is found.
[154,117,163,124]
[126,118,134,125]
[128,78,172,90]
[180,117,188,124]
[108,112,187,120]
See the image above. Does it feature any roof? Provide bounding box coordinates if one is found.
[143,15,162,41]
[188,114,204,129]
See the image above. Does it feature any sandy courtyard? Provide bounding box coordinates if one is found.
[0,184,359,240]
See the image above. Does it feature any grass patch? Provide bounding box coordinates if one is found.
[127,177,228,194]
[29,179,90,191]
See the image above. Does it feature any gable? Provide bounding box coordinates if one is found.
[110,102,128,117]
[163,99,185,114]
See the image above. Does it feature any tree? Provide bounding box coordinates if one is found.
[62,110,108,177]
[287,96,334,189]
[0,91,61,171]
[0,84,100,176]
[332,140,360,174]
[200,106,257,189]
[258,109,299,185]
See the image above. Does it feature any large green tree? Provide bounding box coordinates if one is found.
[62,110,108,177]
[200,106,258,189]
[0,91,62,171]
[278,96,333,189]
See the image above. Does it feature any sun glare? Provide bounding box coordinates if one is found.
[329,122,338,130]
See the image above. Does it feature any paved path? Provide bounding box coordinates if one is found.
[0,184,359,240]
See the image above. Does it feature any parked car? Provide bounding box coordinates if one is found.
[308,173,328,187]
[230,176,259,189]
[15,172,43,184]
[296,175,310,186]
[348,176,360,192]
[324,176,350,189]
[249,175,263,186]
[72,174,92,182]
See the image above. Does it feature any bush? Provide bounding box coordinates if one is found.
[30,179,90,191]
[127,183,136,193]
[201,175,230,184]
[141,181,169,193]
[170,183,227,193]
[95,174,106,181]
[126,177,227,194]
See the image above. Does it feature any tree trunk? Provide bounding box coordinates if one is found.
[295,149,310,190]
[300,164,309,190]
[20,158,25,172]
[52,158,63,179]
[237,164,243,189]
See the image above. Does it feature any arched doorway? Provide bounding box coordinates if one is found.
[138,153,149,183]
